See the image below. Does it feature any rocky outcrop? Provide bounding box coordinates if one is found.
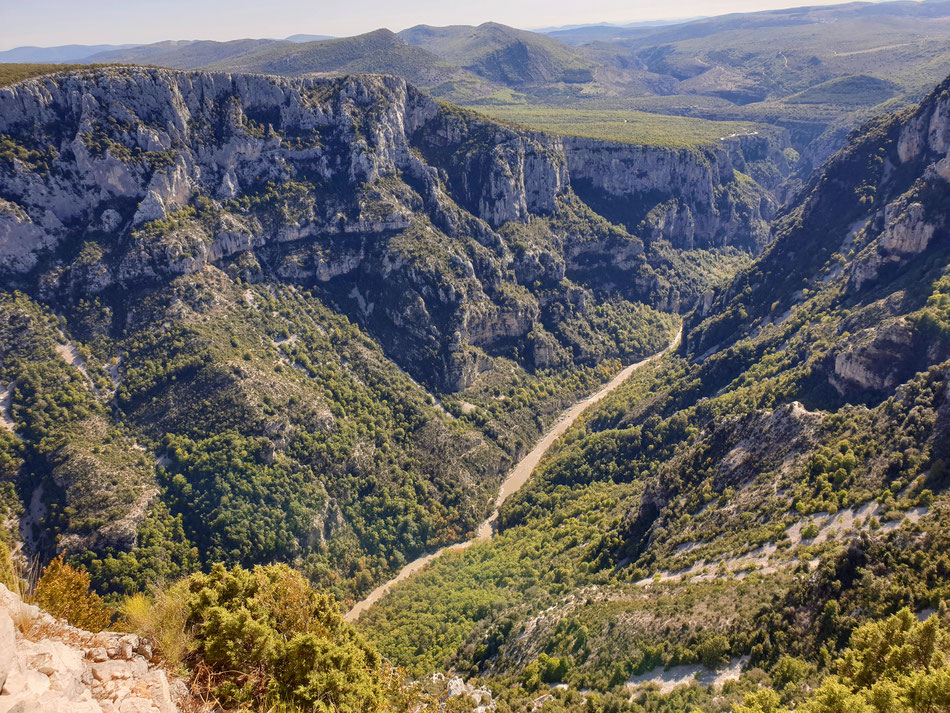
[849,198,943,293]
[0,66,764,390]
[832,344,901,394]
[845,76,950,293]
[827,316,950,399]
[896,83,950,164]
[0,584,182,713]
[563,131,787,251]
[419,672,496,713]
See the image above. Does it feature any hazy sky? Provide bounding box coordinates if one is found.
[0,0,902,50]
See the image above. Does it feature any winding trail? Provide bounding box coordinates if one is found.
[345,325,682,622]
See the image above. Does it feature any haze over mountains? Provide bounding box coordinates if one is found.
[0,34,335,64]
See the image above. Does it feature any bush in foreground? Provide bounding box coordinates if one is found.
[125,562,416,712]
[33,555,113,631]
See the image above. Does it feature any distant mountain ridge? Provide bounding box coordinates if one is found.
[0,43,138,63]
[0,34,334,64]
[1,0,941,172]
[200,28,475,88]
[7,0,950,131]
[396,22,597,85]
[81,38,295,68]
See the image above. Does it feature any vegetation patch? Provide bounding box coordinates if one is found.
[468,105,762,148]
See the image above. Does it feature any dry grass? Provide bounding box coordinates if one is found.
[469,105,760,148]
[121,582,194,671]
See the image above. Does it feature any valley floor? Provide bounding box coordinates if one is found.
[346,326,683,622]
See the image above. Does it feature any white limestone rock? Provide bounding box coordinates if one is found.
[0,584,181,713]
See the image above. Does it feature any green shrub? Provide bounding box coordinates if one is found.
[33,555,113,631]
[184,562,386,712]
[795,609,950,713]
[770,655,813,690]
[539,653,570,683]
[735,690,786,713]
[0,538,16,592]
[121,582,193,671]
[698,634,731,669]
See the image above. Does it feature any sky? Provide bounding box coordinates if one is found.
[0,0,902,50]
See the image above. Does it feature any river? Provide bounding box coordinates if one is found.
[344,325,682,622]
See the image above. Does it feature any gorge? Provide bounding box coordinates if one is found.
[1,6,950,710]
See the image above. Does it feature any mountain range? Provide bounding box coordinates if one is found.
[1,0,946,186]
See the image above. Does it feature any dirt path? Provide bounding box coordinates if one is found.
[345,325,682,622]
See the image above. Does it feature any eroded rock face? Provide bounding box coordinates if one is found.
[0,584,183,713]
[827,317,950,399]
[0,68,578,283]
[880,201,935,255]
[0,69,588,389]
[832,321,914,392]
[0,66,765,390]
[563,133,785,251]
[849,198,943,293]
[896,87,950,164]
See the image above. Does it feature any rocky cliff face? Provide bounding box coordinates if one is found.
[0,67,767,389]
[684,73,950,391]
[0,67,577,282]
[0,584,182,713]
[564,131,787,252]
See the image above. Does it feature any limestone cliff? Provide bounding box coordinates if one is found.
[563,131,785,252]
[0,67,766,389]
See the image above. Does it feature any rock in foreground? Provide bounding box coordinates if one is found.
[0,584,182,713]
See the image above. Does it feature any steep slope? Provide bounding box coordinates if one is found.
[358,69,950,712]
[687,71,950,376]
[0,66,720,603]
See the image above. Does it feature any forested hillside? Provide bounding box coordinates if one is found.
[0,66,710,606]
[357,67,950,713]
